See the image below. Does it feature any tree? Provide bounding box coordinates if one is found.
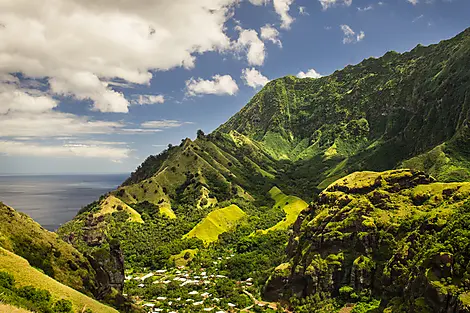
[197,129,205,139]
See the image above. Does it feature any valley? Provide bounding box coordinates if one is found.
[2,27,470,313]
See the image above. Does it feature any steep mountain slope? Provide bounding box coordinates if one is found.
[0,203,133,312]
[0,248,118,313]
[111,27,470,209]
[265,169,470,312]
[0,202,98,296]
[57,27,470,313]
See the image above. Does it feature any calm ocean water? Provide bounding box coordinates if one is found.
[0,174,128,231]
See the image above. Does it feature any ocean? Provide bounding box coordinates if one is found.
[0,174,128,231]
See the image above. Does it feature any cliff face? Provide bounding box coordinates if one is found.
[265,169,470,312]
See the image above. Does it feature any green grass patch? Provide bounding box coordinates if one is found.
[183,205,246,244]
[98,195,144,223]
[261,187,308,233]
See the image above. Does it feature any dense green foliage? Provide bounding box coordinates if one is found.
[265,170,470,312]
[0,271,75,313]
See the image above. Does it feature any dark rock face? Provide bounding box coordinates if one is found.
[86,240,125,299]
[265,169,470,312]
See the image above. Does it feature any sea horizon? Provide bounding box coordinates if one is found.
[0,173,128,231]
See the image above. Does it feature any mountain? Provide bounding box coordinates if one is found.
[265,169,470,312]
[0,203,121,313]
[55,27,470,313]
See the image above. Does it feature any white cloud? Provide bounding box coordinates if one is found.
[241,68,270,88]
[319,0,352,10]
[186,75,239,96]
[412,14,424,23]
[0,0,238,113]
[356,31,365,42]
[357,5,373,11]
[340,25,365,44]
[0,83,58,114]
[297,68,322,79]
[0,112,125,137]
[273,0,295,29]
[407,0,419,5]
[0,140,130,161]
[141,120,189,129]
[248,0,269,4]
[49,72,129,113]
[260,24,282,47]
[235,28,266,66]
[130,94,165,105]
[246,0,295,29]
[298,6,309,15]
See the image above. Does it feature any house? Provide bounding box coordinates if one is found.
[140,273,154,281]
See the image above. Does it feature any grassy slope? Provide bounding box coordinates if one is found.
[184,205,246,244]
[262,187,308,233]
[0,248,117,313]
[0,203,96,295]
[0,304,32,313]
[98,195,144,223]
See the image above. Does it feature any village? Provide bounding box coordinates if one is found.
[124,254,280,313]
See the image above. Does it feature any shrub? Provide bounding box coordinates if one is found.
[0,271,15,288]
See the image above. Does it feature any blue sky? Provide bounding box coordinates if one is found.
[0,0,469,174]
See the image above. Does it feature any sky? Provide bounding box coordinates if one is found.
[0,0,469,174]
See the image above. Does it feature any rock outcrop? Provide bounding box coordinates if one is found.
[265,169,470,312]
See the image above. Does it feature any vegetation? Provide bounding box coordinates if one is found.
[184,204,246,244]
[0,249,117,313]
[265,169,470,312]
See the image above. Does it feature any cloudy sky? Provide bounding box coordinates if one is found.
[0,0,469,174]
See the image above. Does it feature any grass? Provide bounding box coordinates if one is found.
[0,248,118,313]
[169,249,198,267]
[0,304,32,313]
[183,205,246,244]
[0,203,95,293]
[98,195,144,223]
[261,187,308,233]
[158,203,176,219]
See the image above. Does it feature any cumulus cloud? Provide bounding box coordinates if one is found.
[297,68,323,79]
[235,28,266,66]
[130,94,165,105]
[319,0,352,10]
[273,0,295,29]
[186,75,239,96]
[241,68,270,88]
[0,84,58,114]
[0,0,238,113]
[247,0,295,29]
[340,25,365,44]
[0,140,131,161]
[141,120,190,129]
[408,0,419,5]
[260,24,282,47]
